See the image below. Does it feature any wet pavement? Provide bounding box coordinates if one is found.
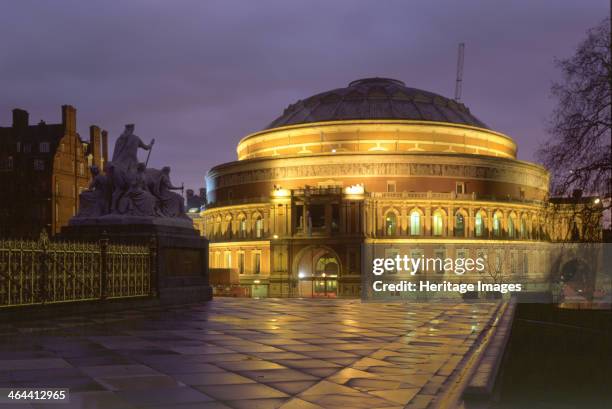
[0,298,499,409]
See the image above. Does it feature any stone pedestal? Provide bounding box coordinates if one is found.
[61,220,212,304]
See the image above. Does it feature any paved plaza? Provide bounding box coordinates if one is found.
[0,299,501,409]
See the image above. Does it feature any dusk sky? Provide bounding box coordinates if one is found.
[0,0,607,191]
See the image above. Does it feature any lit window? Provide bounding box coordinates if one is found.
[226,220,232,238]
[508,217,515,238]
[254,253,261,274]
[385,212,397,235]
[410,211,421,235]
[477,250,487,273]
[215,220,221,237]
[39,142,50,153]
[455,213,465,236]
[239,218,246,237]
[432,211,444,236]
[493,213,502,237]
[384,248,399,274]
[224,251,232,268]
[255,217,263,238]
[238,252,245,274]
[521,218,528,239]
[410,250,423,273]
[511,252,518,275]
[475,212,484,237]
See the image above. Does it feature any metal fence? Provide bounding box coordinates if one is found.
[0,231,154,308]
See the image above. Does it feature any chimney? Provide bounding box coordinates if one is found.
[12,109,29,128]
[89,125,102,169]
[61,105,76,134]
[572,189,583,199]
[101,130,109,166]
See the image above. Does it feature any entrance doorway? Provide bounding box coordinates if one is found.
[296,247,340,298]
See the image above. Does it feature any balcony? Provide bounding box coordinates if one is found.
[370,191,544,205]
[292,187,344,197]
[205,196,269,209]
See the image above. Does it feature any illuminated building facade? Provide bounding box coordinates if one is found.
[201,78,594,298]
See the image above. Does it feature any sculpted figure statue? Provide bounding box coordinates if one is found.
[106,162,127,214]
[76,165,109,217]
[157,166,186,218]
[71,123,192,227]
[111,124,155,174]
[117,163,159,217]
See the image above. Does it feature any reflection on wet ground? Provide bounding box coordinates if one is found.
[0,298,499,409]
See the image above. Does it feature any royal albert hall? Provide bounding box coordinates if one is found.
[200,77,566,298]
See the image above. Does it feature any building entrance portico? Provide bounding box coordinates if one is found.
[296,246,340,298]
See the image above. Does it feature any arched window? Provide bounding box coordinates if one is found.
[385,212,397,236]
[475,212,484,237]
[508,216,515,239]
[531,217,538,239]
[254,216,263,238]
[226,217,233,238]
[493,213,502,237]
[432,211,444,236]
[238,218,247,238]
[521,217,528,239]
[455,213,465,237]
[214,218,221,238]
[410,211,421,235]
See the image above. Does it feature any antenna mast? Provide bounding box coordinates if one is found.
[454,42,465,101]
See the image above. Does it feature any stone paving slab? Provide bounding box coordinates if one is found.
[0,298,500,409]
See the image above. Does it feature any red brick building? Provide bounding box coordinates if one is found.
[0,105,108,237]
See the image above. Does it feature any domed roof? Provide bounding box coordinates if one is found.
[266,77,489,130]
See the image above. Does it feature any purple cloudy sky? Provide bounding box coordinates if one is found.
[0,0,607,191]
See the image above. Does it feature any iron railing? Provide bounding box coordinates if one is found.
[0,231,153,308]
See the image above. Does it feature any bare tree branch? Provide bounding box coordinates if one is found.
[537,18,611,218]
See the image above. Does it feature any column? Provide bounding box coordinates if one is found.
[468,207,474,238]
[340,201,347,234]
[325,204,332,235]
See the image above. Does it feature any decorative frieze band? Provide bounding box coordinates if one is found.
[210,161,548,190]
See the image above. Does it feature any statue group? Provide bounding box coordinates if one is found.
[75,124,189,222]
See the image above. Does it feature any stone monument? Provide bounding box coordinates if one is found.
[62,124,212,303]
